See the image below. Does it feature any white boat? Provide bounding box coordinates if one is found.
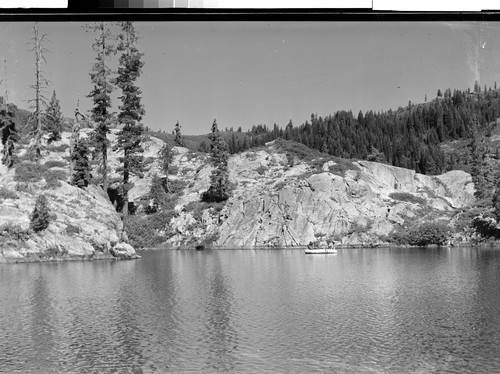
[305,247,338,254]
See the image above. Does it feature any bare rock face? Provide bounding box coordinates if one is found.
[0,143,137,262]
[180,151,475,248]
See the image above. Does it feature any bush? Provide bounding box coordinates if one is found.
[15,183,32,194]
[14,162,47,183]
[184,200,224,221]
[48,144,69,152]
[274,181,287,190]
[471,216,500,240]
[0,223,31,240]
[389,192,426,205]
[44,169,67,189]
[0,186,18,200]
[327,159,359,178]
[44,160,66,168]
[124,211,177,249]
[389,221,450,246]
[64,223,82,236]
[255,165,267,175]
[275,138,325,162]
[30,194,51,232]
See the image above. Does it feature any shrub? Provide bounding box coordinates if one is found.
[197,232,220,248]
[30,194,51,232]
[255,165,267,175]
[348,219,373,235]
[0,223,31,240]
[14,162,47,183]
[389,192,426,205]
[44,169,67,189]
[275,138,325,162]
[44,160,66,168]
[184,200,224,221]
[328,158,360,177]
[274,181,287,190]
[0,186,18,200]
[64,223,82,235]
[15,183,32,193]
[168,165,179,175]
[389,221,450,246]
[245,152,258,161]
[48,143,69,152]
[124,211,177,249]
[471,216,500,240]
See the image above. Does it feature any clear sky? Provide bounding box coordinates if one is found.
[1,21,499,135]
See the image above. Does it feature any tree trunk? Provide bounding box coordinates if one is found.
[33,24,43,160]
[102,145,108,193]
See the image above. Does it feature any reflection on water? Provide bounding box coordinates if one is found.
[1,247,500,373]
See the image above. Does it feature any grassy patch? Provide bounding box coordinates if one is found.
[0,186,19,201]
[14,162,47,183]
[327,158,360,177]
[43,169,68,189]
[0,223,31,240]
[389,192,426,205]
[48,144,69,152]
[44,160,67,168]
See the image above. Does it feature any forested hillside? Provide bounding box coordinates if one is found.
[156,83,500,176]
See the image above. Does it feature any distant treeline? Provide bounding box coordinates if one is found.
[148,85,500,175]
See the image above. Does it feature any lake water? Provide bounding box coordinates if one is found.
[1,247,500,373]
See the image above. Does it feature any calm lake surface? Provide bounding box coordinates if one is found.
[1,247,500,373]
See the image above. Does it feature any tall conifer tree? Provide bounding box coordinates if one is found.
[203,119,230,202]
[45,90,63,143]
[114,21,145,218]
[173,121,184,147]
[86,22,115,193]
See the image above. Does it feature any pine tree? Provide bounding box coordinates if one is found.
[114,21,145,219]
[202,119,230,202]
[70,139,91,188]
[147,173,168,213]
[492,169,500,222]
[173,120,184,147]
[30,194,50,232]
[45,90,63,143]
[158,141,173,193]
[468,115,491,200]
[198,139,209,153]
[86,22,115,194]
[0,102,18,168]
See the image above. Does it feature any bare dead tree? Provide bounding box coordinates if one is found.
[27,23,50,161]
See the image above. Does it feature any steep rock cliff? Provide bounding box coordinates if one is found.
[157,145,475,248]
[0,130,138,263]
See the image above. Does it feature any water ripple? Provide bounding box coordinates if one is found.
[1,248,500,372]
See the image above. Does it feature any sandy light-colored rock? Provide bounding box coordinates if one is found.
[156,144,475,248]
[0,130,138,263]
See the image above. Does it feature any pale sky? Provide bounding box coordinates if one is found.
[1,21,499,135]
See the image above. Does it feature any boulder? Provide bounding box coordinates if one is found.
[111,242,139,259]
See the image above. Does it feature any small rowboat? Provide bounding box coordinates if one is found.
[305,248,337,254]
